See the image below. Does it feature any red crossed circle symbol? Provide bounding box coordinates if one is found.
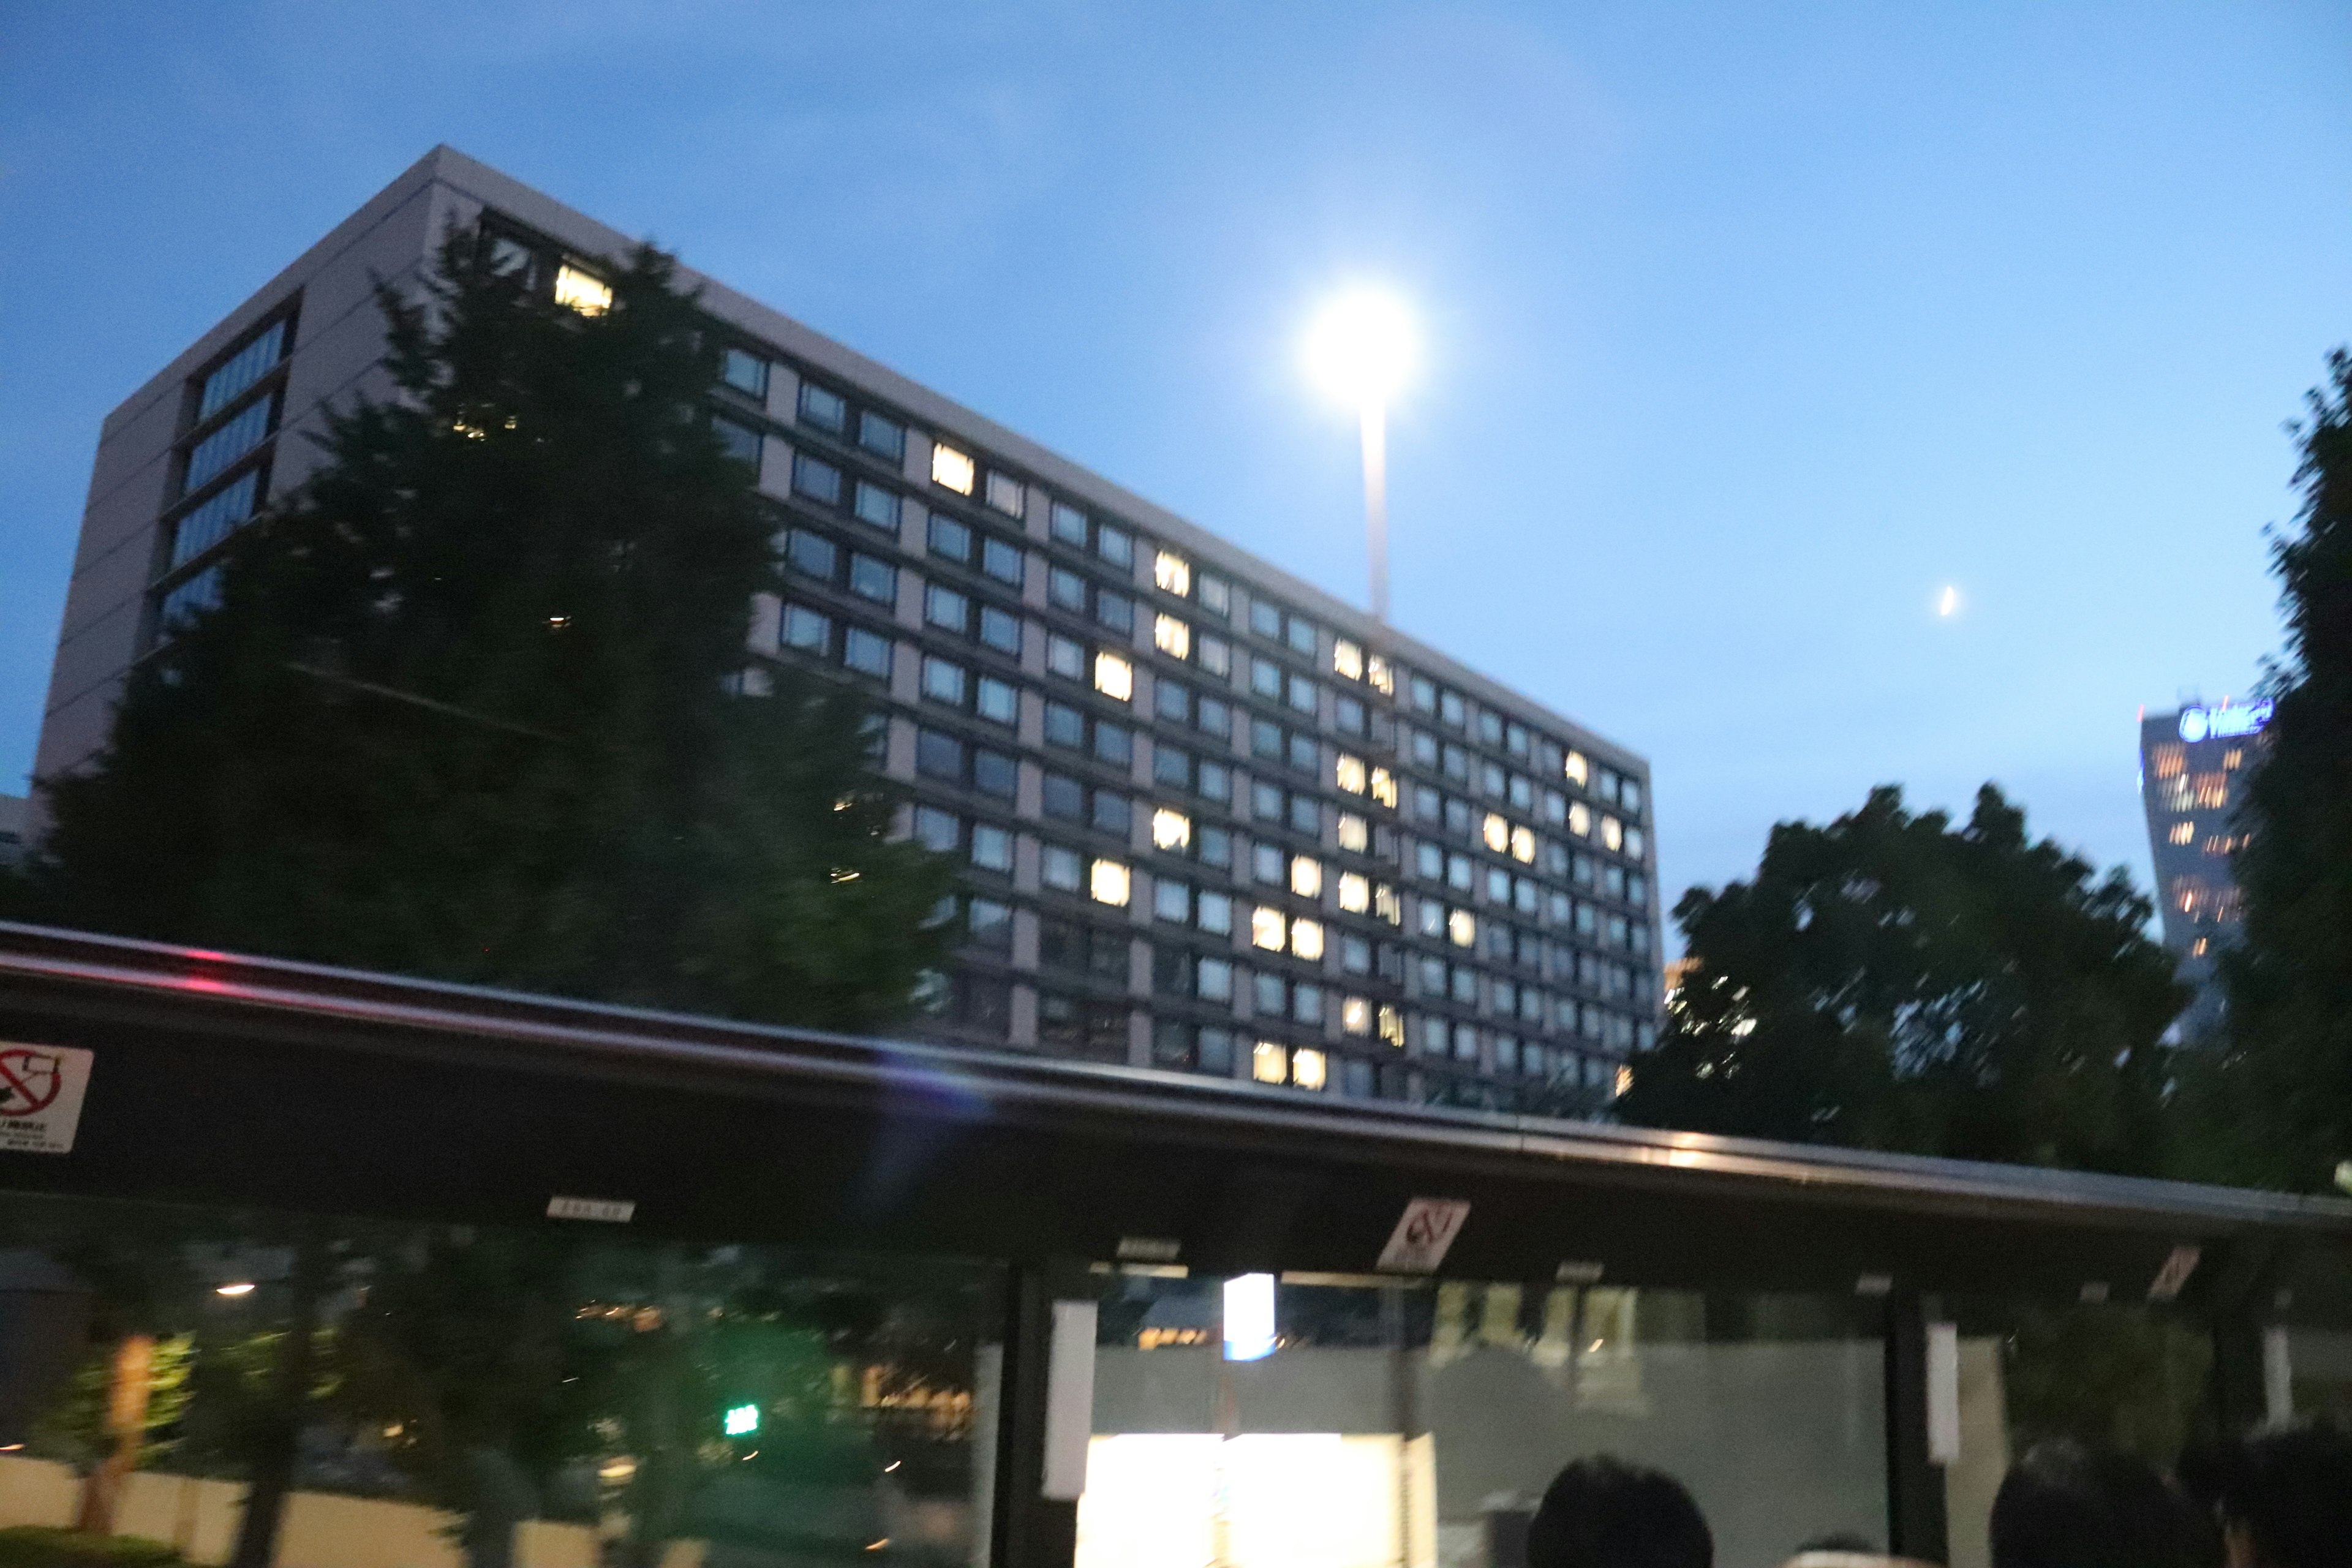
[0,1050,64,1117]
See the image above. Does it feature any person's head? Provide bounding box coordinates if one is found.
[1990,1439,2209,1568]
[2209,1423,2352,1568]
[1526,1456,1712,1568]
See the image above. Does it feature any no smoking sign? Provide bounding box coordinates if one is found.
[0,1044,94,1155]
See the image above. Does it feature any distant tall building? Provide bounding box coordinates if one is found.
[31,147,1664,1113]
[0,794,22,869]
[2138,701,2269,1039]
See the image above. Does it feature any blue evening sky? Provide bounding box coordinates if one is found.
[4,3,2347,930]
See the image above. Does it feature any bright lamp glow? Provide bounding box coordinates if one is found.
[723,1403,761,1437]
[1224,1273,1276,1361]
[215,1282,255,1298]
[1306,290,1415,405]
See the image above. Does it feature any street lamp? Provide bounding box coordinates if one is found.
[1306,290,1416,623]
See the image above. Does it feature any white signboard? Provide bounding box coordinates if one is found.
[1376,1197,1472,1274]
[0,1044,92,1155]
[546,1196,636,1224]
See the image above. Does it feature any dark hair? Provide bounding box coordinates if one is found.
[1989,1440,2209,1568]
[2212,1423,2352,1568]
[1526,1456,1711,1568]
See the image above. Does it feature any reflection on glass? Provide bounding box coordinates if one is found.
[1079,1274,1885,1568]
[0,1192,998,1567]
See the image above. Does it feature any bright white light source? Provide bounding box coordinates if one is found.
[723,1403,761,1437]
[1224,1273,1276,1361]
[1306,290,1415,405]
[215,1282,255,1298]
[1937,586,1960,617]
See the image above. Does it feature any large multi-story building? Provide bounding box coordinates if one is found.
[32,146,1662,1112]
[2138,699,2269,1039]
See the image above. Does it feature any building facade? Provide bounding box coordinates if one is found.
[32,146,1663,1112]
[2139,700,2269,1039]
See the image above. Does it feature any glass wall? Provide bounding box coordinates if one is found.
[1079,1272,1887,1568]
[0,1190,1001,1566]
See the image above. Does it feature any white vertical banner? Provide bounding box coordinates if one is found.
[1041,1300,1098,1502]
[1926,1321,1962,1464]
[2264,1325,2294,1426]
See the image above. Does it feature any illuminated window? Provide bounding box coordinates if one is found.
[930,443,976,494]
[1335,755,1368,794]
[1090,859,1132,908]
[1483,813,1510,854]
[1366,654,1393,696]
[1291,856,1324,899]
[1510,826,1536,864]
[1341,997,1373,1035]
[2168,821,2193,846]
[2192,938,2210,957]
[1251,1041,1288,1084]
[1338,872,1371,913]
[1375,884,1401,925]
[1095,651,1134,701]
[1369,767,1397,809]
[1155,613,1191,659]
[1291,919,1326,961]
[1155,550,1191,595]
[1153,807,1193,851]
[1448,909,1476,948]
[553,264,611,315]
[2149,744,2185,779]
[1602,816,1624,853]
[1378,1005,1404,1046]
[2223,748,2244,771]
[984,472,1024,516]
[1291,1048,1327,1091]
[1333,639,1364,680]
[1564,750,1590,788]
[1337,813,1369,853]
[1251,907,1287,951]
[1569,803,1592,839]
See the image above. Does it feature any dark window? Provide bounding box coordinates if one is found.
[925,584,969,631]
[1199,824,1233,868]
[1198,696,1232,736]
[979,606,1022,655]
[1289,796,1321,835]
[1439,690,1466,728]
[1249,600,1282,639]
[185,395,275,491]
[1093,722,1133,767]
[1080,1001,1129,1063]
[973,750,1017,799]
[929,513,971,562]
[1042,774,1085,820]
[1152,1017,1196,1068]
[981,537,1025,587]
[1087,930,1129,983]
[787,530,838,580]
[799,382,847,432]
[1050,502,1088,547]
[968,897,1013,949]
[848,554,897,604]
[1096,592,1134,634]
[858,410,905,461]
[916,729,965,781]
[1156,680,1192,724]
[1049,568,1087,612]
[1199,1027,1235,1075]
[722,347,769,398]
[1285,617,1316,657]
[1044,703,1084,750]
[1198,761,1231,803]
[1096,524,1134,569]
[1155,745,1193,789]
[1251,718,1284,761]
[712,415,763,466]
[1286,674,1317,714]
[1335,695,1366,736]
[853,481,899,530]
[197,319,288,421]
[1287,733,1317,774]
[1091,791,1132,836]
[843,626,892,678]
[1478,710,1504,747]
[781,603,831,652]
[1252,782,1284,821]
[1038,992,1082,1047]
[793,453,842,505]
[170,470,261,569]
[912,806,960,852]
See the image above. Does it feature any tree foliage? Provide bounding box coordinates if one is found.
[2217,350,2352,1189]
[31,230,951,1031]
[1618,784,2185,1173]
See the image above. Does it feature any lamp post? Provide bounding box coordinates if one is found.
[1306,291,1415,624]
